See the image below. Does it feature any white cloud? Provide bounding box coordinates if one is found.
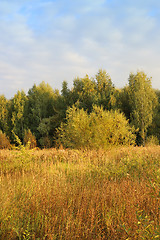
[0,0,160,98]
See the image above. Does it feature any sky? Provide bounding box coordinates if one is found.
[0,0,160,98]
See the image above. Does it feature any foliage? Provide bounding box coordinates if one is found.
[72,70,116,113]
[0,130,10,149]
[72,75,97,112]
[95,69,116,110]
[39,136,52,148]
[11,131,24,150]
[26,81,60,140]
[0,70,160,148]
[61,80,74,108]
[146,135,159,146]
[148,89,160,142]
[8,90,27,143]
[0,95,8,133]
[128,71,158,146]
[118,86,131,120]
[57,105,135,149]
[23,129,37,149]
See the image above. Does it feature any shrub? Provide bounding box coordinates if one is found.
[23,129,37,149]
[0,130,10,149]
[57,105,136,149]
[39,136,52,148]
[146,135,159,146]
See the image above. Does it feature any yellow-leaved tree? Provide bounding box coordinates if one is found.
[57,105,135,149]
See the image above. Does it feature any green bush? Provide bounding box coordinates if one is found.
[39,136,52,148]
[57,105,136,149]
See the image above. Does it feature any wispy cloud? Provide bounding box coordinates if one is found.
[0,0,160,98]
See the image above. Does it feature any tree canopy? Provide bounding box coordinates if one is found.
[128,71,158,145]
[0,69,159,148]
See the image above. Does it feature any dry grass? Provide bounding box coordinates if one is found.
[0,146,159,239]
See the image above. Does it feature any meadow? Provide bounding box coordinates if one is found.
[0,146,159,239]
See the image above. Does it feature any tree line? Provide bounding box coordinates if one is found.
[0,69,159,149]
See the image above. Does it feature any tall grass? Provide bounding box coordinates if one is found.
[0,146,159,239]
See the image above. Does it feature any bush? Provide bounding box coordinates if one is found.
[23,129,37,149]
[57,105,136,149]
[146,135,159,146]
[0,130,10,149]
[39,136,52,148]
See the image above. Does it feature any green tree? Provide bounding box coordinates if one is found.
[26,81,60,140]
[71,70,116,113]
[8,90,27,143]
[37,118,53,148]
[117,86,131,120]
[128,71,158,146]
[72,75,97,113]
[61,81,71,100]
[60,80,74,118]
[0,95,8,133]
[95,69,116,110]
[148,89,160,142]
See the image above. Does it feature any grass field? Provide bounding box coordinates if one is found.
[0,146,159,239]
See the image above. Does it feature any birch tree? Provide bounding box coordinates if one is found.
[128,71,158,146]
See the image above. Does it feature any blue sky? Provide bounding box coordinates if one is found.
[0,0,160,98]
